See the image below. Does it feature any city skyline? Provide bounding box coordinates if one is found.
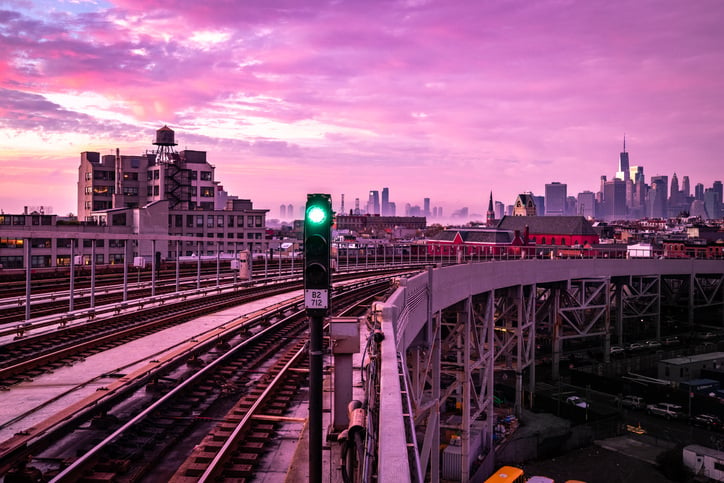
[1,1,724,216]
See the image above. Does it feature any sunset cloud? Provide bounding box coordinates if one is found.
[1,0,723,216]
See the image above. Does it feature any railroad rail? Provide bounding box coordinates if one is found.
[0,274,399,481]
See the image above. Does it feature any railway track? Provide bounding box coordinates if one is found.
[0,275,393,481]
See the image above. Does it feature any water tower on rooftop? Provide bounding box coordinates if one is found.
[153,125,178,164]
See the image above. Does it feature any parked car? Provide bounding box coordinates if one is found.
[662,336,680,346]
[566,395,590,409]
[626,342,645,351]
[690,414,722,431]
[646,402,685,420]
[694,332,719,341]
[616,395,645,409]
[644,340,662,349]
[610,345,625,356]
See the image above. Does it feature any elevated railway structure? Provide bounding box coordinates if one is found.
[374,258,723,482]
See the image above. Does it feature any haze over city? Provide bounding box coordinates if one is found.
[1,0,723,217]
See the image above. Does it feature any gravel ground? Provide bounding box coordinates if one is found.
[520,444,679,483]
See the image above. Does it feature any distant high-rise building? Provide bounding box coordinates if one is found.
[566,196,577,216]
[354,198,360,215]
[648,176,668,218]
[616,136,630,181]
[603,179,627,220]
[389,202,396,216]
[577,191,596,218]
[367,190,380,215]
[681,176,690,198]
[494,201,505,220]
[629,166,644,184]
[695,183,705,201]
[280,204,286,218]
[423,197,430,217]
[704,189,722,220]
[713,181,723,206]
[533,196,545,216]
[545,182,566,216]
[381,188,390,215]
[340,194,345,215]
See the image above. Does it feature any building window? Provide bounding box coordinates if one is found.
[153,185,159,196]
[237,216,244,227]
[31,255,51,268]
[154,170,160,180]
[255,216,262,227]
[0,216,10,225]
[147,186,153,196]
[31,238,51,248]
[123,186,139,196]
[57,238,74,248]
[200,187,214,197]
[187,215,194,227]
[0,256,23,268]
[200,171,212,181]
[207,216,214,228]
[217,215,224,227]
[175,215,183,227]
[228,216,234,227]
[12,216,25,225]
[190,170,198,180]
[41,216,52,225]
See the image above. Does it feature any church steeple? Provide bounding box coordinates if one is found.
[486,191,495,226]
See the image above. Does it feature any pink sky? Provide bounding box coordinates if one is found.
[1,0,723,219]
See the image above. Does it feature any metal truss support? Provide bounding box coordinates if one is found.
[691,274,724,327]
[537,278,610,379]
[403,290,496,482]
[612,275,661,345]
[492,284,536,417]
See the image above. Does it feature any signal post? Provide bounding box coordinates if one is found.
[304,194,332,483]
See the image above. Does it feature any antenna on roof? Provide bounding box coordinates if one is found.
[623,134,626,153]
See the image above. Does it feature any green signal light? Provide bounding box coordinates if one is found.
[307,206,328,224]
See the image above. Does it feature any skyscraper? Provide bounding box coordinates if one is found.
[381,188,390,215]
[648,176,668,218]
[603,179,627,220]
[367,190,380,215]
[704,189,722,220]
[577,191,596,218]
[616,136,630,181]
[545,182,567,216]
[423,197,430,217]
[695,183,705,201]
[681,176,690,198]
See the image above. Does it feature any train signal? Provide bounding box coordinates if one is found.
[304,193,332,315]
